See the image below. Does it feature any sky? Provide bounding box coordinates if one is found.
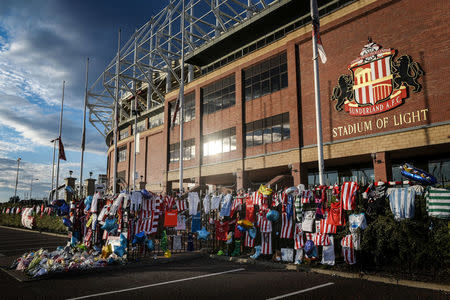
[0,0,168,202]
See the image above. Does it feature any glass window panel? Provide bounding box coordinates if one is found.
[270,56,279,68]
[264,118,272,144]
[246,123,253,148]
[252,82,261,99]
[261,70,269,80]
[254,129,263,146]
[270,66,279,77]
[280,52,287,64]
[271,74,280,92]
[280,63,287,73]
[191,145,195,159]
[229,92,236,106]
[223,136,230,153]
[280,72,288,89]
[231,134,236,151]
[245,87,252,101]
[203,141,209,157]
[272,115,282,143]
[282,113,290,139]
[261,79,270,96]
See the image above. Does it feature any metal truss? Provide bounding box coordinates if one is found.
[87,0,277,137]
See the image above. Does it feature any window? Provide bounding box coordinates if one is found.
[119,129,129,140]
[149,112,164,129]
[169,92,195,125]
[118,146,127,162]
[245,113,290,148]
[202,75,235,115]
[135,120,146,133]
[282,112,290,140]
[202,127,237,157]
[169,139,196,163]
[243,52,288,101]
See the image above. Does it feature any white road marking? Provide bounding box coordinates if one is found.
[65,267,246,300]
[266,282,335,300]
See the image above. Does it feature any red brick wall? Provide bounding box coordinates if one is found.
[299,0,450,146]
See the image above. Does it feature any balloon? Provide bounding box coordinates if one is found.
[164,250,171,258]
[140,189,151,199]
[237,219,254,229]
[84,196,93,206]
[285,186,298,194]
[62,217,72,227]
[65,186,74,194]
[197,227,210,241]
[120,233,127,248]
[132,231,146,245]
[101,244,112,258]
[101,218,118,233]
[114,246,126,257]
[304,240,314,254]
[400,163,437,185]
[237,225,246,233]
[258,184,273,196]
[266,209,279,222]
[57,202,69,216]
[217,250,224,256]
[248,227,257,239]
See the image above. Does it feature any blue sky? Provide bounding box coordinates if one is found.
[0,0,167,202]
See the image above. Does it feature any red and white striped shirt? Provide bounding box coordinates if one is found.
[301,190,312,204]
[261,232,272,255]
[244,231,255,248]
[319,218,337,234]
[294,223,304,249]
[257,214,272,233]
[251,191,263,206]
[313,233,331,246]
[341,182,358,210]
[280,213,293,239]
[163,196,175,211]
[176,199,187,212]
[342,246,356,265]
[341,234,354,248]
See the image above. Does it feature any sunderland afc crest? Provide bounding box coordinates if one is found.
[331,40,423,116]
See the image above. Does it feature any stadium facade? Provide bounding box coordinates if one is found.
[92,0,449,192]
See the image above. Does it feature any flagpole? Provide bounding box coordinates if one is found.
[56,80,65,200]
[50,139,56,201]
[113,29,121,196]
[80,58,89,198]
[133,31,138,192]
[311,0,325,185]
[179,0,185,193]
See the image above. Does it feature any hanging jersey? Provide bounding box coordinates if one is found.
[176,199,187,212]
[294,223,304,250]
[294,195,302,222]
[257,213,273,233]
[203,194,211,214]
[163,196,176,211]
[302,211,315,232]
[313,233,331,246]
[321,236,335,266]
[211,195,221,210]
[251,191,263,206]
[341,182,358,210]
[319,218,337,234]
[244,231,255,247]
[245,196,256,223]
[301,190,312,204]
[230,196,243,216]
[349,213,367,233]
[280,212,293,238]
[342,247,356,265]
[388,187,416,220]
[327,200,345,226]
[426,187,450,219]
[261,232,272,255]
[188,192,200,215]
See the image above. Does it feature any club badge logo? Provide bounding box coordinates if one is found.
[331,40,423,116]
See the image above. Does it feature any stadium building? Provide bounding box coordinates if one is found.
[88,0,450,193]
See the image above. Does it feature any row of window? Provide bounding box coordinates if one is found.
[169,93,196,125]
[243,52,288,101]
[202,75,236,115]
[169,139,196,163]
[118,146,127,162]
[203,127,237,157]
[245,113,290,147]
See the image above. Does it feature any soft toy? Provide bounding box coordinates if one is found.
[266,209,279,222]
[197,227,210,241]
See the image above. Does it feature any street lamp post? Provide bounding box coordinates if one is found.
[30,178,39,200]
[14,158,21,202]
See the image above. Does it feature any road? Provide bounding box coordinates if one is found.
[0,227,448,300]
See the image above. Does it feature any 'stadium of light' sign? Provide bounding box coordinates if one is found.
[332,108,429,138]
[331,39,423,116]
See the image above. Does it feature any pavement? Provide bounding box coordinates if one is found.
[0,226,449,300]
